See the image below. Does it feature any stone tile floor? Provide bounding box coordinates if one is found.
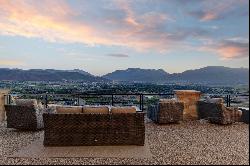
[0,120,248,165]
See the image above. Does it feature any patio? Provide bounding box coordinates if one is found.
[0,119,248,165]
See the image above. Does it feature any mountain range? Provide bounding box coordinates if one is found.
[0,66,249,85]
[0,68,106,82]
[104,66,249,85]
[103,68,169,82]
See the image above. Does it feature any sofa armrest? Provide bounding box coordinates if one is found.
[147,104,159,122]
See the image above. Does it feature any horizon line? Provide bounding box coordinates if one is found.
[0,65,249,77]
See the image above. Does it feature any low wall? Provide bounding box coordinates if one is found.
[174,90,201,120]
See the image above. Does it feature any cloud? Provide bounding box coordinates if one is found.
[0,0,248,57]
[200,39,249,59]
[0,0,181,52]
[226,37,249,43]
[0,0,106,44]
[106,54,129,58]
[217,41,249,59]
[189,11,217,21]
[188,0,249,21]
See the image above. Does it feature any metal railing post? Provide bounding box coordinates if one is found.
[45,94,48,108]
[226,95,228,107]
[139,94,142,110]
[141,94,144,111]
[7,95,11,105]
[8,95,11,105]
[77,94,80,106]
[111,94,114,106]
[226,95,229,107]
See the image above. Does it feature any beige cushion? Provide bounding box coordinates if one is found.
[56,106,83,114]
[47,104,58,112]
[206,98,224,104]
[46,104,60,113]
[15,99,38,107]
[159,98,176,103]
[111,106,136,114]
[83,106,109,114]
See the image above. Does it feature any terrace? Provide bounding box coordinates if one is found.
[0,90,249,165]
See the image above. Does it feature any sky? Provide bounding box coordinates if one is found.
[0,0,249,76]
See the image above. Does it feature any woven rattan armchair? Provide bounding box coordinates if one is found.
[5,99,45,131]
[197,99,242,125]
[147,99,184,124]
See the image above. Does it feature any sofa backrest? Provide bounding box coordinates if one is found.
[15,99,38,107]
[51,105,138,114]
[83,106,109,114]
[111,106,137,113]
[205,98,224,104]
[159,98,177,103]
[56,106,83,114]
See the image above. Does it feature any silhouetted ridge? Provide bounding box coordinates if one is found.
[103,66,249,85]
[0,69,107,82]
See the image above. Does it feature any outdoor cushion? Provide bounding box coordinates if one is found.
[111,106,136,113]
[83,106,109,114]
[44,104,63,114]
[56,106,83,114]
[206,98,224,104]
[159,98,177,103]
[15,99,38,108]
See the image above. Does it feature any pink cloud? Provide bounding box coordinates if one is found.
[217,43,249,59]
[0,0,248,59]
[0,0,179,52]
[0,0,95,42]
[200,39,249,59]
[190,0,248,21]
[201,12,218,21]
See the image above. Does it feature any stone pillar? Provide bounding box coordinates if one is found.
[0,89,10,122]
[174,90,201,120]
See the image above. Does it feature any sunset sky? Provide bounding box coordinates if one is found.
[0,0,249,76]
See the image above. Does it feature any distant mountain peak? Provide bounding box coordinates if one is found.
[67,69,92,76]
[125,68,168,73]
[0,66,248,85]
[0,68,107,82]
[103,66,249,85]
[103,68,170,83]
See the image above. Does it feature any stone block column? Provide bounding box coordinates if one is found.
[174,90,201,120]
[0,89,10,122]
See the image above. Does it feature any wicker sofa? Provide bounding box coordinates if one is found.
[43,106,145,146]
[197,98,242,125]
[147,99,184,124]
[5,99,44,131]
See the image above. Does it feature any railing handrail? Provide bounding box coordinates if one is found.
[8,93,175,96]
[203,93,249,97]
[5,92,249,109]
[8,92,249,96]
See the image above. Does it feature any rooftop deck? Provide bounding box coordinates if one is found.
[0,119,248,165]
